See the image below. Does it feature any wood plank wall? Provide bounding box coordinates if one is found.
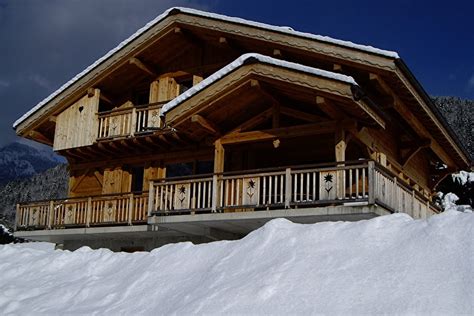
[53,89,100,151]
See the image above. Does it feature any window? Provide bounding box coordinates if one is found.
[178,78,193,95]
[166,162,193,178]
[130,166,144,192]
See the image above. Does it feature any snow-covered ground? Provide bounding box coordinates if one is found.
[1,211,472,314]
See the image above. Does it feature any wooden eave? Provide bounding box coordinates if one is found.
[14,11,395,137]
[164,62,384,135]
[14,9,470,169]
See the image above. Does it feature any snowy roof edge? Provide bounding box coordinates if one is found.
[13,6,397,129]
[160,53,357,115]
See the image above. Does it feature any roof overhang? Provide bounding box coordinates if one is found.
[162,53,385,135]
[13,7,397,135]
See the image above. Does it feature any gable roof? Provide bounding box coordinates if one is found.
[160,53,357,116]
[13,7,398,129]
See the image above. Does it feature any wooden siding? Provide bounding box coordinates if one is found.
[53,89,100,150]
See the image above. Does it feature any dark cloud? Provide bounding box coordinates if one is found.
[0,0,214,146]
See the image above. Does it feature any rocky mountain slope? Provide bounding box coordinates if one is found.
[0,164,68,226]
[0,141,65,186]
[432,96,473,159]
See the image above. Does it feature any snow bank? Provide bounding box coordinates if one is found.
[1,212,473,314]
[452,170,474,186]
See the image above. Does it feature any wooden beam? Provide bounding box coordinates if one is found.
[272,102,280,128]
[230,108,273,134]
[280,106,323,122]
[400,138,431,150]
[214,139,225,173]
[129,57,157,77]
[71,169,90,192]
[94,170,103,186]
[221,120,356,145]
[316,96,345,120]
[354,99,386,129]
[97,142,115,155]
[250,79,259,88]
[49,116,57,123]
[88,88,113,104]
[335,127,346,162]
[28,130,53,146]
[191,114,220,135]
[335,126,346,198]
[333,64,342,72]
[218,36,227,44]
[401,147,423,167]
[369,73,455,167]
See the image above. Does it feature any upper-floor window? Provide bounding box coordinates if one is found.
[178,78,193,95]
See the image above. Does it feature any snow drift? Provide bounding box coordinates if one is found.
[1,211,472,314]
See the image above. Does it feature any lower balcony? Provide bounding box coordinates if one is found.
[15,161,439,234]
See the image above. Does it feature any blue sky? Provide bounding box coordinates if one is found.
[0,0,472,146]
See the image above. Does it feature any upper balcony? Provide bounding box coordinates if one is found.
[96,102,164,140]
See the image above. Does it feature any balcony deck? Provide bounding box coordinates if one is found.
[15,161,439,238]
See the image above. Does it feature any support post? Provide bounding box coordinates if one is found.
[368,161,375,204]
[130,107,137,136]
[285,168,292,208]
[211,174,219,212]
[86,197,92,227]
[148,181,155,217]
[214,139,225,173]
[48,200,54,229]
[335,127,346,199]
[213,140,225,212]
[393,177,398,212]
[128,193,134,225]
[15,204,20,231]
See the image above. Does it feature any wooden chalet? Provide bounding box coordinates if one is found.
[13,7,471,251]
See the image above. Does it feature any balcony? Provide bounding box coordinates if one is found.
[15,161,439,232]
[97,102,164,140]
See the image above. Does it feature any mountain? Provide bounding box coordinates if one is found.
[0,141,65,186]
[0,164,68,227]
[432,96,474,159]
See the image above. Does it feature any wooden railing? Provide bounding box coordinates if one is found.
[148,161,372,214]
[373,165,438,218]
[97,103,163,139]
[16,161,440,231]
[148,161,439,217]
[16,192,148,230]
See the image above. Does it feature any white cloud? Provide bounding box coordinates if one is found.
[28,74,52,90]
[0,80,10,88]
[468,74,474,89]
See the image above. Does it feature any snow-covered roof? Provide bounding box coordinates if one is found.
[160,53,357,115]
[13,6,398,129]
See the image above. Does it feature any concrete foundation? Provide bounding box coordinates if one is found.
[15,203,391,251]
